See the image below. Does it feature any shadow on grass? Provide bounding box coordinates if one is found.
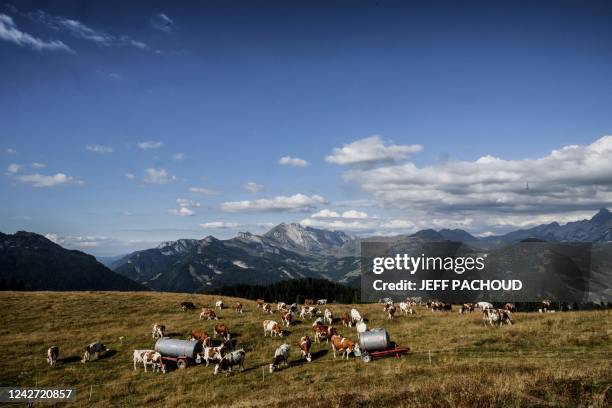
[58,356,81,364]
[291,349,328,367]
[98,349,118,360]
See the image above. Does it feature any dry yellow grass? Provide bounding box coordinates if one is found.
[0,291,610,407]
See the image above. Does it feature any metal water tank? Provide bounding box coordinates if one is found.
[155,338,202,358]
[358,329,391,352]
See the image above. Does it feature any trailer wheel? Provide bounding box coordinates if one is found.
[361,353,372,363]
[177,359,187,369]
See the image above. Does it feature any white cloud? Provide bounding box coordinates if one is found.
[0,13,73,52]
[311,209,340,218]
[221,194,325,212]
[137,140,163,150]
[326,135,422,166]
[31,162,46,169]
[26,10,148,51]
[6,148,16,154]
[172,152,186,161]
[150,13,174,32]
[143,168,176,184]
[168,207,195,217]
[344,135,612,218]
[244,181,264,193]
[6,163,21,174]
[301,208,378,231]
[176,198,200,208]
[86,144,113,154]
[15,172,81,187]
[189,187,220,196]
[279,156,309,167]
[341,210,369,219]
[200,221,242,229]
[311,209,370,219]
[125,173,136,181]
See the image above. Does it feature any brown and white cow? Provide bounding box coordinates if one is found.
[151,323,166,339]
[201,344,225,366]
[256,299,265,309]
[304,299,314,306]
[459,303,474,314]
[280,309,292,327]
[215,300,224,310]
[262,303,273,314]
[234,302,243,313]
[504,303,516,312]
[399,302,415,315]
[300,306,318,319]
[133,349,165,373]
[189,329,212,347]
[214,349,246,375]
[47,346,59,367]
[330,335,360,359]
[200,308,219,320]
[385,304,396,320]
[324,308,333,325]
[263,320,283,337]
[213,324,231,340]
[312,324,337,343]
[341,311,352,327]
[540,300,552,313]
[298,336,312,362]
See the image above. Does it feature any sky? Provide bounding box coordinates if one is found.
[1,0,612,256]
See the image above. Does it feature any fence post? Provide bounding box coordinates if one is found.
[428,350,432,365]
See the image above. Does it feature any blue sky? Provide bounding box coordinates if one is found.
[1,0,612,255]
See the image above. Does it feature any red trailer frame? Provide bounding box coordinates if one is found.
[360,343,410,363]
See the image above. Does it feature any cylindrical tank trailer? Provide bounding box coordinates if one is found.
[155,338,203,369]
[358,329,391,352]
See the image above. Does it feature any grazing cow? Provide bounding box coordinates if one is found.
[350,308,363,324]
[190,329,212,347]
[277,302,287,311]
[180,301,196,311]
[482,309,513,327]
[540,300,552,313]
[341,311,352,327]
[215,300,224,310]
[47,346,59,367]
[476,301,493,310]
[504,303,516,312]
[304,299,314,306]
[280,309,292,327]
[200,308,218,321]
[399,302,415,315]
[133,349,165,372]
[386,304,396,320]
[262,303,273,314]
[213,324,231,340]
[317,299,327,305]
[256,299,265,309]
[289,303,298,312]
[431,301,452,312]
[459,303,474,314]
[214,349,246,375]
[300,306,318,319]
[298,336,312,362]
[379,297,393,305]
[82,341,106,362]
[201,344,225,366]
[330,335,360,359]
[324,308,333,325]
[234,302,243,313]
[263,320,284,337]
[269,343,290,373]
[151,323,166,339]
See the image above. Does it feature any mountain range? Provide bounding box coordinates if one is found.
[1,208,610,293]
[0,231,147,291]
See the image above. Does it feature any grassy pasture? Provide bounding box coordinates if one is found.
[0,291,610,407]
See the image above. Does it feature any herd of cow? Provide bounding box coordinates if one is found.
[44,297,554,375]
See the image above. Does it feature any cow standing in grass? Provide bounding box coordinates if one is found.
[214,349,246,375]
[214,324,231,341]
[200,308,218,320]
[298,336,312,362]
[330,335,360,359]
[350,308,363,324]
[269,343,290,372]
[215,300,224,310]
[324,308,333,325]
[341,311,352,327]
[263,320,283,337]
[202,344,225,366]
[133,349,165,373]
[234,302,243,314]
[280,309,292,327]
[399,302,414,315]
[384,304,396,320]
[151,323,166,339]
[190,329,212,347]
[47,346,59,367]
[262,303,273,314]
